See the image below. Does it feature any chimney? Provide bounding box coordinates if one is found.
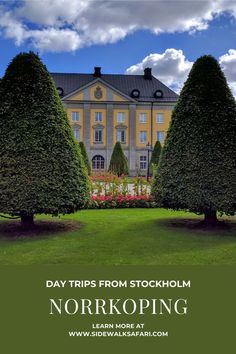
[144,67,152,80]
[94,67,101,77]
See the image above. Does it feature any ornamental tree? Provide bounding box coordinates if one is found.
[152,55,236,225]
[0,52,90,228]
[79,142,91,175]
[150,141,162,175]
[108,142,129,176]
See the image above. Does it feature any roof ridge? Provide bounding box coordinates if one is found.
[51,72,155,78]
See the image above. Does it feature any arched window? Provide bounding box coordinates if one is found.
[92,155,105,170]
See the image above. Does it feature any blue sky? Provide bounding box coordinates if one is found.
[1,1,236,94]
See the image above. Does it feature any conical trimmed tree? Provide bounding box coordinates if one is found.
[0,52,90,228]
[79,142,91,175]
[108,142,129,176]
[152,55,236,225]
[150,141,162,175]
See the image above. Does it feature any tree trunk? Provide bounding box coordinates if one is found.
[204,210,218,226]
[21,214,34,229]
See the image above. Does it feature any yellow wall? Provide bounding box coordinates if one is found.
[152,109,172,145]
[90,108,107,146]
[69,91,84,100]
[66,106,173,148]
[113,109,129,146]
[67,82,130,102]
[136,109,151,147]
[67,108,83,140]
[136,109,172,147]
[113,93,126,102]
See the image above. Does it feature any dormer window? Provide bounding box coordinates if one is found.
[131,89,140,98]
[154,89,163,98]
[57,87,64,97]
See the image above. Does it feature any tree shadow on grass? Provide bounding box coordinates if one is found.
[157,218,236,237]
[0,220,82,240]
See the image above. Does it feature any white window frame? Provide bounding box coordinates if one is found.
[92,155,105,170]
[140,131,147,143]
[140,156,147,170]
[117,112,125,123]
[157,131,165,143]
[95,112,102,122]
[94,128,103,143]
[117,129,126,143]
[140,113,147,123]
[73,127,80,141]
[71,111,80,122]
[156,113,164,123]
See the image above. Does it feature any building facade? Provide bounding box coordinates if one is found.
[52,67,178,176]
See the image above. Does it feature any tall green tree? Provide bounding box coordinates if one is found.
[152,55,236,225]
[150,141,162,175]
[0,52,90,228]
[109,142,129,176]
[79,142,91,175]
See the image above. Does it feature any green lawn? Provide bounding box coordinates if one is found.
[0,209,236,265]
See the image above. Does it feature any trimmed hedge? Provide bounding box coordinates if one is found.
[79,141,91,175]
[108,142,129,176]
[152,55,236,220]
[89,195,157,208]
[150,140,162,175]
[0,52,90,222]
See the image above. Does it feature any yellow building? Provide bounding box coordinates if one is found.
[52,67,178,175]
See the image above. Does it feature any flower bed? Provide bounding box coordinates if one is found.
[89,195,157,209]
[88,173,155,208]
[90,173,153,184]
[90,173,151,197]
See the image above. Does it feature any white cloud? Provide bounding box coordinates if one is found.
[29,28,82,52]
[0,0,236,52]
[219,49,236,96]
[126,49,193,92]
[16,0,89,26]
[0,7,28,45]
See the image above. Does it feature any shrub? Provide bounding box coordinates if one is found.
[150,141,162,175]
[0,52,90,228]
[79,141,91,175]
[89,195,157,208]
[108,142,129,176]
[152,55,236,224]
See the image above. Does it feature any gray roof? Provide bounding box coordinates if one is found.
[51,72,178,102]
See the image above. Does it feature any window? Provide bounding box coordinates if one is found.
[117,112,125,123]
[140,156,147,170]
[117,129,126,143]
[140,113,147,123]
[156,113,164,123]
[140,131,147,143]
[95,112,102,122]
[94,129,103,143]
[92,155,105,170]
[157,131,165,143]
[71,111,79,122]
[73,127,80,141]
